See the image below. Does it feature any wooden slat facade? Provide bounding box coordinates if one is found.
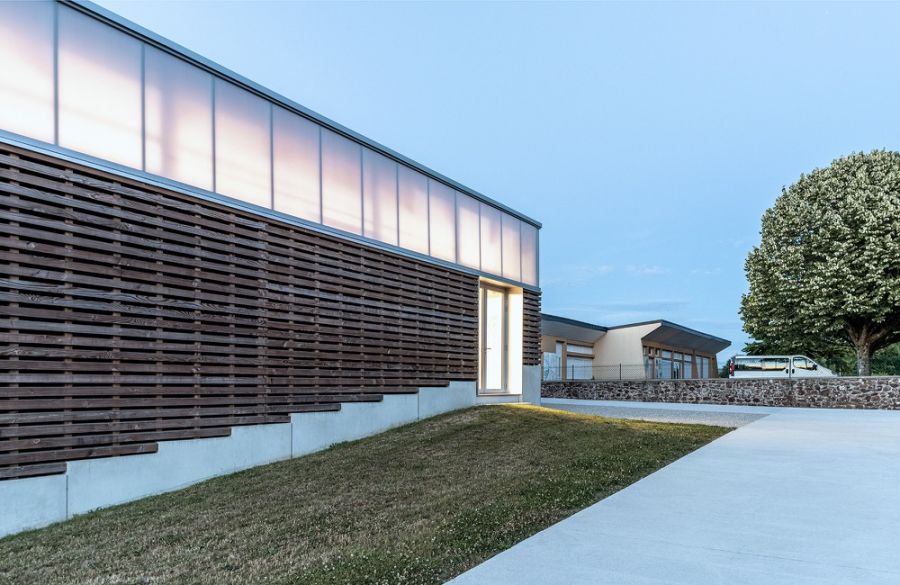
[523,290,542,366]
[0,144,542,480]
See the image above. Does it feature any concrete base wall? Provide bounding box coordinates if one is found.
[0,381,477,538]
[291,393,420,457]
[67,423,293,516]
[418,381,478,419]
[522,365,542,404]
[0,474,67,538]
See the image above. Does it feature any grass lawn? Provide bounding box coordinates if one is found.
[0,405,728,585]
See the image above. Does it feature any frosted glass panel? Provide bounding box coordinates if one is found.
[58,7,142,168]
[214,80,271,207]
[398,166,429,254]
[363,148,397,245]
[0,1,54,143]
[456,194,480,269]
[0,3,537,285]
[273,107,320,222]
[521,222,538,286]
[321,129,362,234]
[480,203,502,275]
[145,47,213,190]
[428,181,456,262]
[482,287,505,390]
[501,214,521,281]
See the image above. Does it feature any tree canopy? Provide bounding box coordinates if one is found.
[740,150,900,375]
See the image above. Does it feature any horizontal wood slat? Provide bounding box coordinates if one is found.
[0,143,512,479]
[523,289,541,366]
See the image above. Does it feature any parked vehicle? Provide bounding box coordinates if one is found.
[728,355,837,378]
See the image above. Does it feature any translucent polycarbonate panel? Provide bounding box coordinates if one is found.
[3,4,537,286]
[144,47,213,190]
[58,6,142,168]
[362,148,398,245]
[398,167,429,254]
[428,180,456,263]
[479,203,502,275]
[501,214,521,281]
[520,222,538,286]
[321,129,362,234]
[214,80,271,207]
[456,194,480,269]
[0,1,54,143]
[273,107,320,222]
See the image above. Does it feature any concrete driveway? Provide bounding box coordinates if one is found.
[449,399,900,585]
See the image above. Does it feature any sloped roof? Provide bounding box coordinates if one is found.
[541,314,730,354]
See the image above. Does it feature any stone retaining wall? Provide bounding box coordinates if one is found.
[541,377,900,410]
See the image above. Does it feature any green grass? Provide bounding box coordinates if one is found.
[0,405,728,585]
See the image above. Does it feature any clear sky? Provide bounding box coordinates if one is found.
[96,0,900,363]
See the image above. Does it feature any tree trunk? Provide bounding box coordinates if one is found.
[846,322,879,377]
[854,340,872,376]
[846,320,898,377]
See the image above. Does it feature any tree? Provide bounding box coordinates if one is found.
[741,150,900,376]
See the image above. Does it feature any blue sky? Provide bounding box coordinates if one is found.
[97,1,900,362]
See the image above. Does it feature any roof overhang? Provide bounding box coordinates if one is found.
[639,321,731,355]
[541,313,607,344]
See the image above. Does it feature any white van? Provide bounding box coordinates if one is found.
[729,355,837,378]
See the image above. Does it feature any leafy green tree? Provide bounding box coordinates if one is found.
[871,343,900,375]
[741,150,900,376]
[718,363,730,379]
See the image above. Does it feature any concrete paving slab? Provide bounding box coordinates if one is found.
[449,401,900,585]
[542,397,768,427]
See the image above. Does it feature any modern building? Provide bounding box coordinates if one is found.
[0,0,541,534]
[541,314,729,381]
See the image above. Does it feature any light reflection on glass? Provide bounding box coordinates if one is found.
[273,107,320,222]
[428,180,456,263]
[520,223,538,286]
[0,1,55,143]
[58,6,142,168]
[214,80,271,207]
[363,148,398,246]
[145,47,213,190]
[398,166,429,254]
[321,129,362,234]
[501,214,521,281]
[456,194,480,270]
[479,203,502,275]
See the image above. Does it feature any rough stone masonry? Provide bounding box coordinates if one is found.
[541,377,900,410]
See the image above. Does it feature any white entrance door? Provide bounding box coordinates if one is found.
[479,285,507,392]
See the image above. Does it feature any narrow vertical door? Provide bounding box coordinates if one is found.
[480,285,507,392]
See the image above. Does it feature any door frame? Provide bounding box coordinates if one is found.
[479,283,509,393]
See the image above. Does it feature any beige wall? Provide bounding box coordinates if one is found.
[592,323,659,367]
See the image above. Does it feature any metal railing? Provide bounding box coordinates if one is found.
[543,364,651,381]
[542,363,719,381]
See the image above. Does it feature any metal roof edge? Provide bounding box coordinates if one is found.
[540,313,609,332]
[607,319,730,346]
